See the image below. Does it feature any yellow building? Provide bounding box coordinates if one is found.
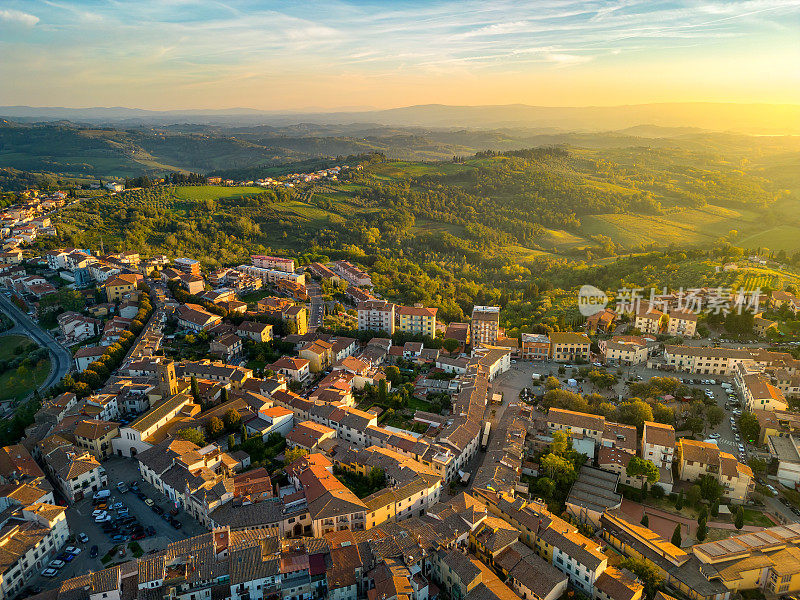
[104,273,138,302]
[299,340,333,373]
[397,304,437,337]
[284,305,308,335]
[694,523,800,596]
[73,419,119,459]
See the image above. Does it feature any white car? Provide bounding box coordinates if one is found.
[768,485,779,494]
[94,513,110,523]
[41,568,59,578]
[49,559,65,569]
[709,433,721,439]
[91,509,105,518]
[110,502,124,510]
[734,434,741,441]
[66,546,81,555]
[738,444,746,452]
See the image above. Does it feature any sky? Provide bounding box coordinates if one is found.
[1,0,799,111]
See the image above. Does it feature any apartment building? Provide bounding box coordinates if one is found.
[641,421,676,469]
[548,332,591,363]
[600,336,649,366]
[73,419,119,459]
[471,306,500,346]
[173,257,201,276]
[396,304,437,337]
[357,300,395,334]
[634,306,664,335]
[112,393,195,457]
[734,364,788,411]
[104,273,139,302]
[39,438,108,503]
[251,254,295,273]
[666,308,698,337]
[0,503,69,600]
[547,408,605,445]
[176,303,223,331]
[521,333,550,361]
[676,439,754,503]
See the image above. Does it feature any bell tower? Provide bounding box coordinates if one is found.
[157,360,178,399]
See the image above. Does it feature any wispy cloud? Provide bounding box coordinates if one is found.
[0,0,798,108]
[0,8,39,26]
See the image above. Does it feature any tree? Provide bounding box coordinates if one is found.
[550,430,570,456]
[616,399,654,432]
[699,474,723,503]
[543,389,588,412]
[675,491,684,510]
[221,387,230,404]
[178,428,206,446]
[535,477,556,500]
[227,433,236,450]
[540,453,575,485]
[697,517,708,542]
[223,409,241,430]
[544,376,561,391]
[711,501,719,518]
[620,556,663,600]
[735,506,744,530]
[385,366,401,386]
[687,484,702,508]
[685,417,705,436]
[190,376,200,402]
[284,446,308,464]
[705,405,724,429]
[442,338,460,353]
[739,412,760,444]
[626,456,660,484]
[641,514,649,527]
[205,416,224,439]
[671,524,682,547]
[651,484,665,499]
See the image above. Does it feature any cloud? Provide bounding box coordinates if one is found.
[0,9,39,27]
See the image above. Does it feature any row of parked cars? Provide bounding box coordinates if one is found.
[120,479,183,530]
[40,546,82,578]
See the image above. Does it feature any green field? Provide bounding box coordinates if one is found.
[0,335,51,402]
[171,185,265,202]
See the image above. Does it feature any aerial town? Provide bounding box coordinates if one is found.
[4,181,800,600]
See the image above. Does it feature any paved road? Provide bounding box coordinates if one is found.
[307,282,324,329]
[0,290,72,393]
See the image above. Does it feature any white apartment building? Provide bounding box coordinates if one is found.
[357,300,395,334]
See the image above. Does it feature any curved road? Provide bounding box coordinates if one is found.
[0,291,72,394]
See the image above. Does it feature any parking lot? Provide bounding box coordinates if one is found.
[27,456,206,591]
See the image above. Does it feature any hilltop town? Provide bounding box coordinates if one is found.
[4,186,800,600]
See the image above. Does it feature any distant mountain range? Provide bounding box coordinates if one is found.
[1,102,799,134]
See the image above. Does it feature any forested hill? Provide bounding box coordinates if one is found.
[41,140,800,333]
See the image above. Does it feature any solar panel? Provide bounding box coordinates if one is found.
[701,544,727,557]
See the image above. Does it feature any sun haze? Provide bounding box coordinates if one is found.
[1,0,799,110]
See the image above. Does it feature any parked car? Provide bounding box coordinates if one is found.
[57,553,74,563]
[144,498,154,507]
[91,509,105,518]
[130,482,140,492]
[709,433,721,439]
[77,532,89,544]
[111,534,128,543]
[41,568,59,578]
[94,512,110,523]
[49,559,65,569]
[90,545,99,558]
[152,505,164,515]
[65,546,81,555]
[132,531,146,540]
[116,482,128,493]
[145,526,156,536]
[170,518,182,529]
